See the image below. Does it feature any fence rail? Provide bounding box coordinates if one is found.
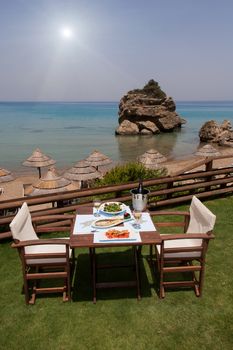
[1,163,233,240]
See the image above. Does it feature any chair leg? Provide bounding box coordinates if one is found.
[159,275,165,299]
[159,259,165,299]
[29,266,40,305]
[67,266,71,301]
[23,279,30,304]
[198,262,206,297]
[22,265,31,304]
[29,286,36,305]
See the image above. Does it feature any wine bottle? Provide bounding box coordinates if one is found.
[137,178,144,194]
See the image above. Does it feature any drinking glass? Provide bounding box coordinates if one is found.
[93,199,101,217]
[133,210,142,229]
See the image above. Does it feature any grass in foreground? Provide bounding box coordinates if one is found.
[0,197,233,350]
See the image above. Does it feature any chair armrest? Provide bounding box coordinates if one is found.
[160,233,215,241]
[11,238,70,248]
[150,211,190,232]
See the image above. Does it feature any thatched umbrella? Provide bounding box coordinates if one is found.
[138,148,167,169]
[195,144,221,157]
[63,160,101,188]
[85,150,112,170]
[22,148,56,178]
[24,167,78,196]
[0,167,14,183]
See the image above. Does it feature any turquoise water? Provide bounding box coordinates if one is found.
[0,101,233,173]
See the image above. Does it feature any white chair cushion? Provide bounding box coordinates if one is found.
[156,235,202,258]
[25,242,72,265]
[10,202,38,241]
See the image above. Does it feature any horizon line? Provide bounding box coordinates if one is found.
[1,99,233,103]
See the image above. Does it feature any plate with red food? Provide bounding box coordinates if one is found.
[93,227,141,243]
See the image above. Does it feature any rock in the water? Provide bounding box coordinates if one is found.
[115,120,139,135]
[137,121,160,134]
[115,79,185,135]
[199,119,233,144]
[199,120,221,142]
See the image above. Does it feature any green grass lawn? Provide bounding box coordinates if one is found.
[0,197,233,350]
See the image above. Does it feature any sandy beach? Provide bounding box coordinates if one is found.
[1,148,233,202]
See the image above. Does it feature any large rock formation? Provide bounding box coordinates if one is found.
[199,120,233,146]
[115,80,185,135]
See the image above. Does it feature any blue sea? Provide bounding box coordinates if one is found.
[0,101,233,174]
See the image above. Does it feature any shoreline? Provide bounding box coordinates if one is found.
[1,100,233,170]
[1,149,233,201]
[3,143,232,177]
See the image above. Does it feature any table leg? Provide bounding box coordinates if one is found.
[134,246,141,300]
[89,248,93,275]
[91,248,97,304]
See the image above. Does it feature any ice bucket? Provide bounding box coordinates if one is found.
[130,188,150,211]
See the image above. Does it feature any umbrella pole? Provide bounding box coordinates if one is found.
[38,167,41,178]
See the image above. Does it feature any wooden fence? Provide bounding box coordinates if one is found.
[1,159,233,240]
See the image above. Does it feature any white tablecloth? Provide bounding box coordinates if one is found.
[73,211,156,235]
[124,212,156,232]
[73,215,95,234]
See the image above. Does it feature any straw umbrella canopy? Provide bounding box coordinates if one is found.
[0,167,14,183]
[64,160,101,187]
[22,148,56,178]
[138,148,167,169]
[24,167,78,196]
[195,144,221,157]
[85,150,112,170]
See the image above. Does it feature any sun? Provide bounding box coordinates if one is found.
[60,27,73,39]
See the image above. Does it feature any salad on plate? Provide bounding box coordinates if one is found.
[99,202,126,215]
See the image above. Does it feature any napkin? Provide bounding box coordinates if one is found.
[124,212,156,232]
[73,215,95,234]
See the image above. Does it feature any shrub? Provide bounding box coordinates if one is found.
[94,162,167,187]
[129,79,166,99]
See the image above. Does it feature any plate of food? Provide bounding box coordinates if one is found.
[99,202,126,216]
[92,218,124,229]
[93,227,141,243]
[105,228,130,239]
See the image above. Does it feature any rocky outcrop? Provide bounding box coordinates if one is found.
[115,80,185,135]
[199,120,233,145]
[116,120,139,135]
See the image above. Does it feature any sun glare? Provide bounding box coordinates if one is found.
[60,27,73,39]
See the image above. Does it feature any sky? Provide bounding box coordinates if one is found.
[0,0,233,101]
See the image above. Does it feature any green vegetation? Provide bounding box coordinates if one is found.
[0,196,233,349]
[129,79,167,99]
[94,162,167,187]
[143,79,166,99]
[92,162,167,203]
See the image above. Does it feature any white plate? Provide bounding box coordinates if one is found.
[93,227,142,243]
[92,218,124,229]
[99,202,126,216]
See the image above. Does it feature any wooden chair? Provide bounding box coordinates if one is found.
[150,196,216,298]
[10,202,75,305]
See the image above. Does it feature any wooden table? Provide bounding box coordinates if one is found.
[70,206,161,303]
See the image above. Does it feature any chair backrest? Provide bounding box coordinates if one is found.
[186,196,216,234]
[10,202,38,242]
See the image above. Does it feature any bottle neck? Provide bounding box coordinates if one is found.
[137,179,143,194]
